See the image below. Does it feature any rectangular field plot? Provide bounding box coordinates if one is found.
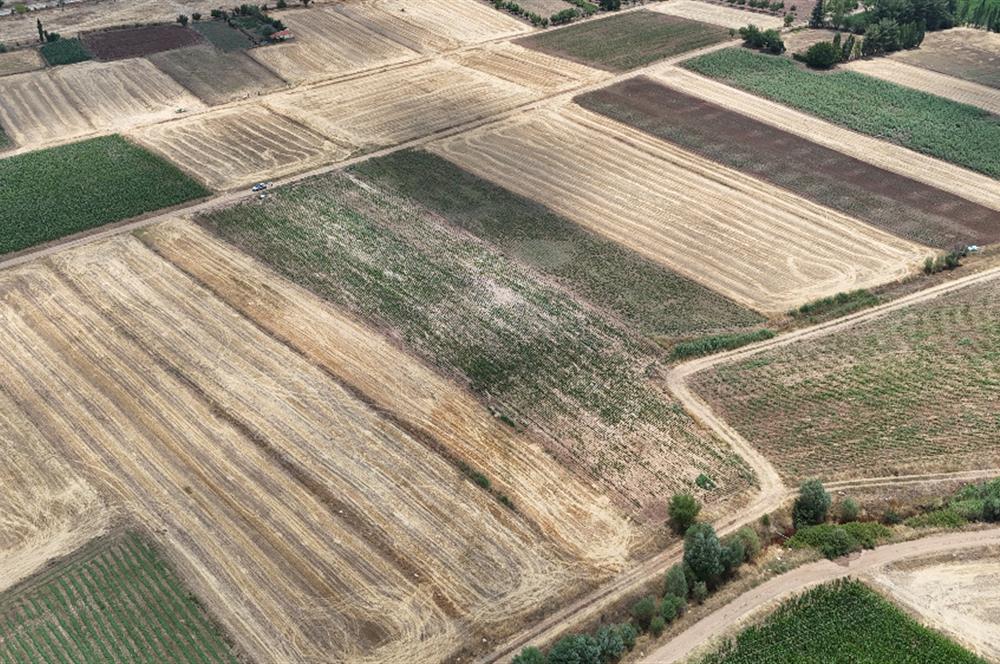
[352,149,764,338]
[369,0,529,44]
[266,59,538,149]
[0,533,239,664]
[451,42,609,93]
[0,238,596,663]
[247,5,417,83]
[198,171,756,520]
[149,45,286,106]
[844,58,1000,116]
[517,10,732,71]
[82,24,203,60]
[690,274,1000,483]
[132,105,350,190]
[0,49,44,77]
[649,0,784,29]
[577,76,1000,249]
[0,59,205,150]
[431,105,929,314]
[0,135,208,256]
[892,27,1000,89]
[683,48,1000,178]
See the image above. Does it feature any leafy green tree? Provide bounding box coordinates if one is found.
[594,625,625,662]
[668,493,701,534]
[513,646,546,664]
[619,624,637,651]
[664,564,689,599]
[684,523,724,587]
[793,480,831,528]
[721,536,746,577]
[809,0,825,25]
[548,634,601,664]
[660,594,686,623]
[631,595,657,631]
[802,41,840,68]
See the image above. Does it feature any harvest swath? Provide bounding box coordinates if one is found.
[198,171,755,519]
[0,59,204,151]
[0,533,238,664]
[683,48,1000,178]
[690,275,1000,482]
[0,236,612,662]
[577,76,1000,248]
[431,104,929,313]
[698,579,985,663]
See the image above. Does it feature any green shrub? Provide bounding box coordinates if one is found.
[619,623,638,650]
[664,564,689,599]
[839,498,859,523]
[793,480,831,528]
[669,493,701,534]
[684,523,724,587]
[692,581,709,604]
[513,646,546,664]
[595,625,625,662]
[801,40,839,68]
[788,522,891,557]
[905,508,967,529]
[548,634,601,664]
[660,594,686,623]
[631,595,657,631]
[670,329,774,360]
[40,37,91,65]
[649,615,666,637]
[735,526,762,562]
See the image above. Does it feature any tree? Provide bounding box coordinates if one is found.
[720,536,746,577]
[839,498,860,523]
[37,18,44,42]
[668,493,700,534]
[660,594,686,623]
[826,0,858,26]
[649,616,666,637]
[594,625,625,663]
[664,564,689,599]
[735,526,761,562]
[801,41,840,68]
[684,523,724,587]
[619,624,638,651]
[548,634,601,664]
[513,647,546,664]
[692,580,709,604]
[192,11,202,20]
[793,480,831,528]
[177,13,189,25]
[599,0,621,8]
[809,0,825,26]
[984,496,1000,522]
[821,527,853,558]
[631,595,657,631]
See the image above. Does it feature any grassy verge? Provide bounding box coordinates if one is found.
[351,150,764,338]
[0,532,238,664]
[518,10,731,70]
[698,579,985,663]
[40,38,93,65]
[669,329,775,360]
[0,135,208,256]
[790,289,880,322]
[683,48,1000,178]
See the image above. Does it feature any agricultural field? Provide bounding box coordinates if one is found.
[197,169,756,520]
[81,24,203,60]
[148,45,286,106]
[649,0,784,29]
[697,579,985,663]
[190,20,254,52]
[871,548,1000,660]
[690,274,1000,482]
[431,104,929,313]
[451,41,608,93]
[509,0,574,13]
[0,48,44,76]
[891,28,1000,89]
[131,105,351,190]
[265,59,538,150]
[0,533,239,663]
[352,149,765,338]
[0,234,617,663]
[844,58,1000,115]
[39,38,92,66]
[0,135,207,256]
[683,48,1000,178]
[370,0,528,44]
[650,67,1000,210]
[518,10,732,70]
[577,76,1000,248]
[0,58,204,150]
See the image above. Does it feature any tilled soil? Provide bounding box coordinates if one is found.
[82,24,203,61]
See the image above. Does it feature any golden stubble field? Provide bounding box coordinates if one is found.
[0,228,633,663]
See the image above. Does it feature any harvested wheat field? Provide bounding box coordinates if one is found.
[142,218,633,566]
[247,5,416,83]
[0,58,204,150]
[0,236,609,663]
[149,45,286,106]
[649,0,784,30]
[131,105,351,190]
[871,547,1000,660]
[0,49,43,77]
[452,42,609,93]
[690,273,1000,483]
[0,390,110,594]
[650,67,1000,211]
[844,58,1000,116]
[198,171,755,522]
[432,104,929,313]
[370,0,528,44]
[266,58,538,149]
[892,27,1000,89]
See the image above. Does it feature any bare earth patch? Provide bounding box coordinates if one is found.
[0,48,43,77]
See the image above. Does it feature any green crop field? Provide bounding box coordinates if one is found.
[518,10,731,71]
[683,48,1000,178]
[192,20,254,51]
[699,579,984,663]
[690,276,1000,482]
[40,38,93,66]
[351,150,764,339]
[0,533,238,663]
[0,135,208,256]
[199,170,755,515]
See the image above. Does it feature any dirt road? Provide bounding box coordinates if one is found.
[640,528,1000,663]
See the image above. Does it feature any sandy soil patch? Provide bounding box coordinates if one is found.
[432,103,929,313]
[650,0,784,29]
[845,58,1000,115]
[0,48,43,77]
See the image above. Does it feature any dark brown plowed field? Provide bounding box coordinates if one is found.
[577,76,1000,249]
[82,24,203,61]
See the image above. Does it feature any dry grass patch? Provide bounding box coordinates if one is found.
[0,49,43,77]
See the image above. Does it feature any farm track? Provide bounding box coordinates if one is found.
[640,527,1000,664]
[844,58,1000,115]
